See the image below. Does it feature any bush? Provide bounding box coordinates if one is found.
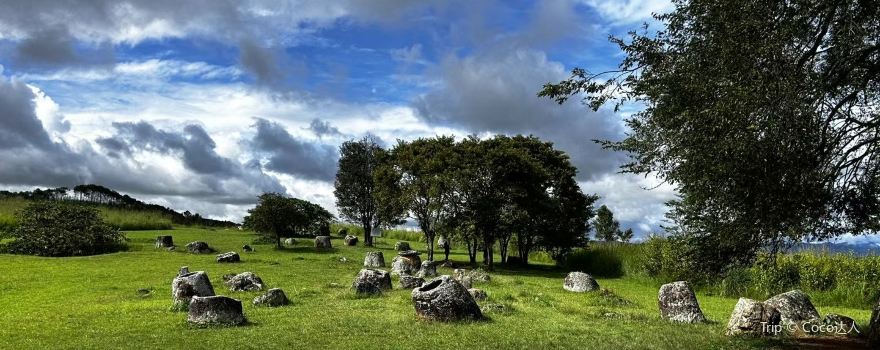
[718,267,752,298]
[4,201,126,256]
[749,254,802,297]
[564,248,623,278]
[637,235,704,281]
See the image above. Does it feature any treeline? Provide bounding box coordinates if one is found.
[0,184,237,227]
[335,134,599,268]
[243,193,334,247]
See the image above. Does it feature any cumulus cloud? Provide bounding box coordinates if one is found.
[579,0,674,24]
[249,118,338,182]
[238,39,285,86]
[406,1,676,238]
[307,118,343,138]
[13,26,115,67]
[0,0,450,78]
[0,75,286,215]
[390,44,426,65]
[99,122,238,175]
[0,0,680,231]
[581,174,678,237]
[415,49,626,180]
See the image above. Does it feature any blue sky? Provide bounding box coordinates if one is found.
[0,0,682,239]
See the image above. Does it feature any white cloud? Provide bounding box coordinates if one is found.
[391,44,427,65]
[10,57,469,220]
[581,173,678,239]
[580,0,673,24]
[18,59,242,83]
[28,84,71,138]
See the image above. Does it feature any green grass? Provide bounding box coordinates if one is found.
[0,198,173,231]
[0,228,872,349]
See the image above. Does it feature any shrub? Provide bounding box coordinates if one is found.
[749,254,801,297]
[637,235,703,281]
[718,267,752,298]
[5,201,126,256]
[564,248,623,278]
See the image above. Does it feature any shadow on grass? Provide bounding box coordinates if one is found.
[438,261,569,279]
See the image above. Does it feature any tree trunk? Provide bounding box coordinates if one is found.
[362,222,373,247]
[518,241,531,266]
[482,237,494,270]
[516,234,534,266]
[276,235,282,249]
[499,235,510,264]
[426,232,435,261]
[467,239,477,264]
[484,241,494,270]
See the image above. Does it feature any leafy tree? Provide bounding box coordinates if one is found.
[501,135,596,265]
[334,136,398,246]
[539,175,596,262]
[618,228,634,243]
[5,201,125,256]
[388,136,458,261]
[593,205,620,242]
[452,135,596,267]
[541,0,880,272]
[245,193,333,248]
[381,134,596,267]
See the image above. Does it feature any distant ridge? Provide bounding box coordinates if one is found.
[0,184,238,227]
[789,241,880,256]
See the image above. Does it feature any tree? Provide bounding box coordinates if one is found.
[244,193,333,248]
[334,136,395,247]
[539,175,596,262]
[593,205,620,242]
[618,228,634,243]
[501,135,596,265]
[452,135,596,267]
[541,0,880,272]
[389,136,458,261]
[5,201,124,256]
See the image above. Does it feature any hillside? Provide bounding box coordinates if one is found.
[0,184,238,230]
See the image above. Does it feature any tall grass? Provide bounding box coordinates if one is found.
[0,199,20,233]
[714,252,880,308]
[98,208,173,231]
[635,235,880,308]
[527,242,647,277]
[0,198,173,231]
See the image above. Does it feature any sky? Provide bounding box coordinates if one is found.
[0,0,680,239]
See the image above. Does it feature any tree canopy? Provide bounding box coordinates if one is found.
[379,135,596,267]
[594,205,620,242]
[244,193,334,248]
[541,0,880,273]
[334,136,404,246]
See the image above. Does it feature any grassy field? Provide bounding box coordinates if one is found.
[0,227,873,349]
[0,198,173,231]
